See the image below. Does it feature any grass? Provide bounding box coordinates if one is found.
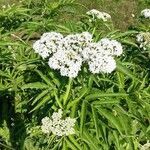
[77,0,149,30]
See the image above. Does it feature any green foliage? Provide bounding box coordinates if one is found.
[0,0,149,149]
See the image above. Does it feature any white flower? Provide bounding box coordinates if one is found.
[48,49,82,78]
[33,32,63,59]
[52,109,63,121]
[100,56,116,73]
[136,34,144,42]
[88,53,116,74]
[86,9,111,21]
[99,12,111,21]
[82,42,116,74]
[141,9,150,18]
[41,109,76,136]
[33,40,49,59]
[63,32,92,53]
[136,32,150,49]
[98,38,123,56]
[41,117,52,134]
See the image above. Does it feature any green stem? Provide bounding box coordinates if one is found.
[0,142,14,150]
[63,78,72,106]
[71,75,93,117]
[88,74,94,89]
[54,91,63,109]
[46,135,55,150]
[70,104,77,117]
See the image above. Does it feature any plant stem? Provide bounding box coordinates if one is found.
[0,142,15,150]
[54,91,63,108]
[70,75,93,117]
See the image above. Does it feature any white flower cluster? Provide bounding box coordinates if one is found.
[86,9,111,22]
[41,109,76,136]
[136,32,150,50]
[48,32,92,78]
[33,32,64,59]
[82,38,123,73]
[141,9,150,19]
[98,38,123,56]
[33,32,123,77]
[139,141,150,150]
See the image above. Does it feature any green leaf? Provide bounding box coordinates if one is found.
[116,61,142,83]
[67,86,88,109]
[21,82,48,89]
[51,137,63,150]
[82,130,100,150]
[80,100,87,135]
[0,70,10,78]
[96,107,123,135]
[112,30,138,39]
[30,95,51,113]
[65,138,78,150]
[68,136,82,150]
[117,72,125,90]
[35,70,54,87]
[85,92,128,101]
[55,25,71,33]
[0,83,7,91]
[63,78,72,106]
[91,106,100,139]
[31,89,49,105]
[120,39,138,48]
[92,98,120,105]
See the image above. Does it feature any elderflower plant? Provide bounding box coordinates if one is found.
[141,9,150,19]
[33,32,123,77]
[86,9,111,22]
[41,109,76,136]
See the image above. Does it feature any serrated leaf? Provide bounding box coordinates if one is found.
[68,136,82,150]
[82,130,100,150]
[116,61,142,83]
[96,107,123,135]
[30,95,51,113]
[31,89,49,105]
[35,70,54,87]
[65,138,78,150]
[67,86,88,109]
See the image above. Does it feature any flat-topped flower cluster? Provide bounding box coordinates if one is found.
[136,32,150,50]
[141,9,150,19]
[86,9,111,22]
[41,109,76,136]
[33,32,123,78]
